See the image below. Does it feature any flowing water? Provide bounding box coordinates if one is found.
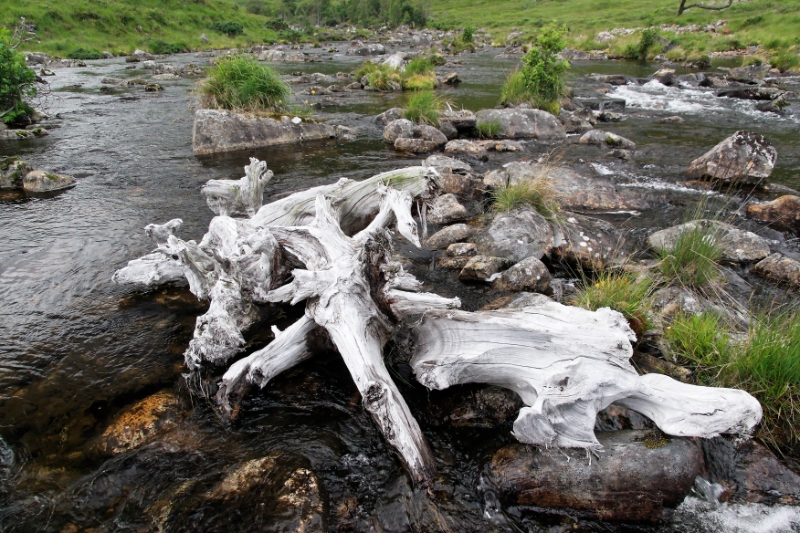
[1,47,799,532]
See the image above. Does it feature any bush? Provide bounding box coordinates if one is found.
[210,21,244,37]
[0,30,37,125]
[265,18,289,31]
[246,0,271,16]
[355,61,402,90]
[199,55,290,112]
[576,271,654,336]
[492,178,559,218]
[500,24,569,114]
[67,47,104,60]
[657,222,723,288]
[148,40,187,55]
[403,90,444,125]
[629,28,659,61]
[462,26,475,43]
[772,51,800,72]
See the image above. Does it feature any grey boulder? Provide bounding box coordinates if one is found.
[687,130,777,184]
[475,108,566,140]
[647,219,771,263]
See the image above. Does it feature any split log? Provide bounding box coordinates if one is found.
[410,297,763,451]
[202,158,273,217]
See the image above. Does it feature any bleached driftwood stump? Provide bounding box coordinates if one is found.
[410,296,763,452]
[115,157,762,484]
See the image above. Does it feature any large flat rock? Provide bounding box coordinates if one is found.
[193,109,344,156]
[475,108,566,141]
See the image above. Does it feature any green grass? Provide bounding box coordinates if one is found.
[198,54,289,112]
[666,310,800,451]
[402,90,444,125]
[657,222,724,289]
[476,120,500,139]
[355,61,402,91]
[402,56,437,90]
[576,270,655,337]
[492,178,559,218]
[429,0,800,59]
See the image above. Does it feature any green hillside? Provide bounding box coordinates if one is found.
[1,0,798,63]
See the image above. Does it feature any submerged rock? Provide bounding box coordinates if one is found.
[579,129,636,149]
[0,156,33,189]
[687,131,777,185]
[490,430,704,522]
[648,220,771,263]
[478,208,554,263]
[193,109,346,156]
[92,390,181,456]
[23,170,77,193]
[732,440,800,505]
[375,107,404,125]
[746,195,800,232]
[751,253,800,288]
[475,108,566,141]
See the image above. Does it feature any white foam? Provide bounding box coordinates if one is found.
[590,163,615,176]
[676,497,800,533]
[612,80,726,114]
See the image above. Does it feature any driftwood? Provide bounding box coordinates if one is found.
[114,157,763,485]
[410,297,763,452]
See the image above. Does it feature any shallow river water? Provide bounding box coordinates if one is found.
[1,47,799,532]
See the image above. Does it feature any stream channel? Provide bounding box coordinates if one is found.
[1,46,800,532]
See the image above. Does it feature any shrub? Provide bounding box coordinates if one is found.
[198,55,290,112]
[576,271,654,337]
[492,178,559,218]
[500,24,569,114]
[743,54,768,66]
[666,312,731,374]
[462,26,475,43]
[403,90,444,125]
[657,222,724,288]
[772,51,800,72]
[246,0,271,16]
[0,30,37,125]
[630,28,660,61]
[148,40,187,55]
[665,47,687,62]
[67,47,104,60]
[210,21,244,37]
[476,120,500,139]
[265,18,289,31]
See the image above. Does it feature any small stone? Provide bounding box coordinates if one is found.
[145,83,164,92]
[482,169,508,188]
[579,129,636,149]
[446,242,477,257]
[746,195,800,232]
[425,223,474,249]
[659,115,685,124]
[444,139,488,160]
[92,390,181,456]
[495,256,551,292]
[751,253,800,287]
[459,255,507,282]
[428,193,469,224]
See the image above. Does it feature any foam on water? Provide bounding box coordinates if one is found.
[613,80,727,114]
[676,497,800,533]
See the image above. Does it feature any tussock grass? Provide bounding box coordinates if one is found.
[492,178,559,218]
[657,222,724,289]
[402,56,437,91]
[402,90,445,125]
[198,55,290,112]
[476,120,500,139]
[576,271,655,337]
[667,310,800,451]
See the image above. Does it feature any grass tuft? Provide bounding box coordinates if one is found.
[476,120,500,139]
[198,55,290,112]
[576,270,654,337]
[492,178,559,218]
[402,90,445,125]
[657,222,723,289]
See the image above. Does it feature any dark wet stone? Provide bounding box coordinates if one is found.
[490,430,704,522]
[746,195,800,232]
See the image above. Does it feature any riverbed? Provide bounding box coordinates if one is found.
[1,46,799,532]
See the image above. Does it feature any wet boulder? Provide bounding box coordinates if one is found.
[652,68,676,86]
[384,119,447,154]
[193,110,346,156]
[22,170,77,193]
[550,212,629,268]
[459,255,507,281]
[382,51,406,70]
[424,155,482,200]
[383,119,415,143]
[731,440,800,505]
[647,220,771,263]
[490,430,704,522]
[475,108,566,141]
[444,139,488,160]
[494,256,551,292]
[579,129,636,149]
[751,253,800,288]
[375,107,404,125]
[746,195,800,232]
[483,169,509,188]
[92,390,182,456]
[443,386,524,428]
[439,109,477,131]
[687,130,777,185]
[506,162,649,211]
[425,223,474,249]
[428,193,469,224]
[477,207,554,263]
[0,156,33,189]
[726,64,769,83]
